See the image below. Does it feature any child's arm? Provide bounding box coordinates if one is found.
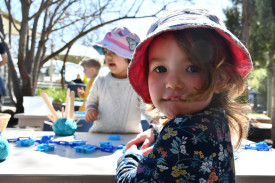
[85,105,98,122]
[85,76,101,122]
[116,148,143,183]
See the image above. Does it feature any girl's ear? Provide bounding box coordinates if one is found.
[214,71,229,94]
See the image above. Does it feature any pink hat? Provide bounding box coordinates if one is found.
[93,27,140,59]
[128,8,253,104]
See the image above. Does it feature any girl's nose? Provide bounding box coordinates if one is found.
[105,56,113,62]
[165,71,184,89]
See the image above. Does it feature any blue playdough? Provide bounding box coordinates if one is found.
[0,134,9,162]
[53,118,77,136]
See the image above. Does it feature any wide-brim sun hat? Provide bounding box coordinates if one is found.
[128,8,253,104]
[92,26,140,59]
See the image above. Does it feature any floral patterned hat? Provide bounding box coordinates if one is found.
[128,8,253,103]
[93,26,140,59]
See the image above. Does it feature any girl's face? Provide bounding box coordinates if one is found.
[148,32,214,118]
[104,49,129,78]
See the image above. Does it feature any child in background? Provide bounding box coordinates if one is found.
[73,74,83,84]
[116,8,253,182]
[77,59,101,111]
[0,43,7,66]
[0,43,7,104]
[85,26,143,133]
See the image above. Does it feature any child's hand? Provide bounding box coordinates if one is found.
[125,143,153,156]
[125,128,155,154]
[77,87,84,98]
[85,109,98,122]
[125,144,138,153]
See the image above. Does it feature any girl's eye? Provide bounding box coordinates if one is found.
[186,65,199,73]
[155,66,167,73]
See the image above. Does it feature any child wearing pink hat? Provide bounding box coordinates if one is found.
[85,26,143,133]
[116,8,253,182]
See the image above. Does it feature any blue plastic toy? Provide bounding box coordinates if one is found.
[17,139,36,147]
[8,137,31,143]
[70,140,87,147]
[36,135,53,144]
[7,132,123,154]
[109,135,121,141]
[101,144,124,153]
[74,144,98,154]
[99,142,113,148]
[37,144,55,152]
[51,140,87,147]
[242,141,272,151]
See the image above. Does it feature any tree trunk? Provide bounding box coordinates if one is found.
[61,46,72,90]
[6,44,24,113]
[241,0,255,46]
[271,65,275,144]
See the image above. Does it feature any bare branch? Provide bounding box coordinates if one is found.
[4,0,20,32]
[41,13,159,66]
[134,0,145,16]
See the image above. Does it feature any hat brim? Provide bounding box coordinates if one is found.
[93,40,133,59]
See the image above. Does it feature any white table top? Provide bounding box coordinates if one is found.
[0,128,137,183]
[235,140,275,183]
[0,128,274,183]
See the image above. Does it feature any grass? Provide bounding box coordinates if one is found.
[36,88,67,102]
[36,88,83,102]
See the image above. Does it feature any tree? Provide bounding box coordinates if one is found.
[0,0,179,113]
[224,0,275,144]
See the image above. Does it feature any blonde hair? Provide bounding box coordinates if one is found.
[147,29,250,149]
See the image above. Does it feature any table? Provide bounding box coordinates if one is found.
[0,129,274,183]
[0,128,137,183]
[235,140,275,183]
[14,112,86,130]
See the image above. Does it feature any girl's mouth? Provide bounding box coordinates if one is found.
[164,96,188,102]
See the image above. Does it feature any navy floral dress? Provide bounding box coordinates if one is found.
[116,108,235,183]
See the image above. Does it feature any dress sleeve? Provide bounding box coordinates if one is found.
[116,151,144,183]
[116,114,235,183]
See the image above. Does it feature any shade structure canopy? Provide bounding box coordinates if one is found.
[1,10,41,37]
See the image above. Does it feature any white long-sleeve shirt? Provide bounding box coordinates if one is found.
[86,72,142,133]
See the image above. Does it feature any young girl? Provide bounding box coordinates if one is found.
[116,8,252,182]
[85,26,143,133]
